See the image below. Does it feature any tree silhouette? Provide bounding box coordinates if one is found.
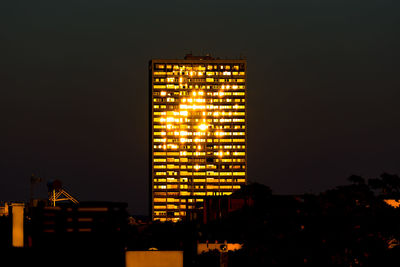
[368,173,400,197]
[347,174,366,185]
[381,173,400,195]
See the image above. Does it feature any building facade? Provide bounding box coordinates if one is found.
[150,55,247,222]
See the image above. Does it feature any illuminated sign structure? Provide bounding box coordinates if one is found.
[150,56,247,222]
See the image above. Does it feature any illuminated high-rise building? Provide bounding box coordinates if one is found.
[149,55,247,222]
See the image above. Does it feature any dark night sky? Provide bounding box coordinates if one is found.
[1,0,400,215]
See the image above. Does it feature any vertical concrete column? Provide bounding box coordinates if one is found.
[11,203,24,247]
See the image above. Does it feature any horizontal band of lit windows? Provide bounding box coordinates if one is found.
[174,70,243,76]
[153,139,166,143]
[214,132,245,136]
[152,140,220,146]
[153,158,184,163]
[177,104,245,110]
[153,144,179,149]
[153,124,167,129]
[153,152,180,156]
[153,132,229,138]
[154,77,237,84]
[153,144,245,150]
[153,178,194,183]
[153,165,166,169]
[191,178,245,183]
[177,152,204,157]
[178,191,233,197]
[155,138,245,144]
[212,151,246,156]
[154,183,245,189]
[153,212,186,217]
[177,171,246,176]
[154,71,244,77]
[204,78,245,83]
[153,84,245,91]
[153,86,245,92]
[153,177,246,183]
[215,158,246,163]
[205,71,245,76]
[181,98,206,103]
[203,85,246,90]
[171,76,245,82]
[153,78,166,83]
[153,132,208,137]
[212,85,245,89]
[154,77,245,83]
[153,211,167,216]
[204,92,245,96]
[205,185,241,190]
[179,139,207,144]
[154,185,179,189]
[211,106,245,111]
[154,111,245,117]
[175,179,247,184]
[153,118,182,123]
[153,205,179,209]
[154,165,209,170]
[208,172,245,176]
[153,72,167,76]
[192,192,206,196]
[154,118,245,124]
[153,132,206,138]
[153,82,245,89]
[152,123,244,131]
[213,145,246,149]
[153,178,241,183]
[158,98,219,104]
[203,178,246,183]
[154,198,181,203]
[207,99,245,103]
[153,112,167,116]
[154,171,179,176]
[179,185,231,191]
[213,139,244,143]
[154,95,245,104]
[152,105,246,111]
[210,111,246,116]
[153,98,179,103]
[166,178,246,186]
[154,64,241,71]
[153,193,174,198]
[153,105,167,109]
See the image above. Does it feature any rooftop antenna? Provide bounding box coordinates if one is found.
[30,174,43,207]
[47,179,79,207]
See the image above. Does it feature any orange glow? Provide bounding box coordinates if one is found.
[198,124,208,131]
[384,199,400,208]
